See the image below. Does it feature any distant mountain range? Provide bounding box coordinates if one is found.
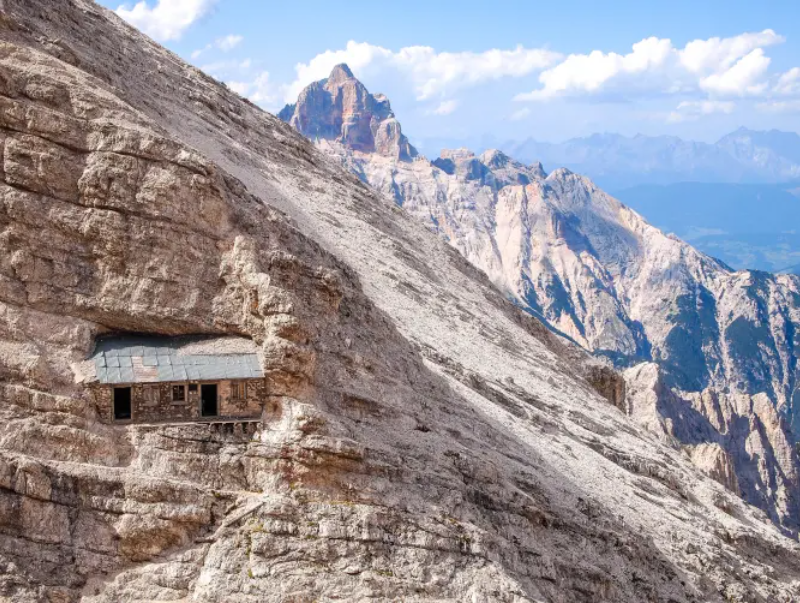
[501,129,800,190]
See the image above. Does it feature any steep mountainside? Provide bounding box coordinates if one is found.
[503,129,800,189]
[281,66,800,531]
[3,2,800,601]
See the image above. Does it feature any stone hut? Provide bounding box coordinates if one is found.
[86,335,267,424]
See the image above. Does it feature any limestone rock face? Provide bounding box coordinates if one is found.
[278,64,417,161]
[3,2,800,602]
[688,443,740,494]
[283,68,800,533]
[624,362,800,526]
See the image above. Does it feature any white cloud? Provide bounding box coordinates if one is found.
[699,49,770,96]
[226,71,278,109]
[216,34,243,51]
[516,37,674,101]
[284,40,561,103]
[775,67,800,96]
[510,107,531,121]
[115,0,217,42]
[757,99,800,113]
[399,45,562,100]
[191,34,244,59]
[428,100,459,115]
[249,72,276,105]
[678,29,783,73]
[226,81,250,95]
[667,100,735,123]
[515,30,785,102]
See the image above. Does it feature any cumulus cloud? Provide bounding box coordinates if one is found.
[428,100,459,115]
[226,81,250,95]
[775,67,800,96]
[248,72,276,105]
[284,40,561,103]
[514,30,785,102]
[678,29,783,73]
[699,49,771,96]
[516,37,674,101]
[192,33,244,59]
[667,100,735,123]
[226,72,278,109]
[115,0,217,42]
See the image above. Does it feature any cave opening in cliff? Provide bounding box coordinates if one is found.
[113,386,132,420]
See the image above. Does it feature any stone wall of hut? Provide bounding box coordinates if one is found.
[90,378,266,424]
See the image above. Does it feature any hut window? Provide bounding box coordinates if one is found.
[172,384,186,403]
[143,385,160,406]
[230,381,246,400]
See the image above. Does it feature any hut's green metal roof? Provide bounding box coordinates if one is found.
[91,335,263,384]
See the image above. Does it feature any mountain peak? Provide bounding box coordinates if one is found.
[479,148,510,168]
[530,160,547,178]
[328,63,355,83]
[279,63,418,161]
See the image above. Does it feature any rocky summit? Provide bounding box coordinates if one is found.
[279,64,418,162]
[282,66,800,533]
[2,2,800,602]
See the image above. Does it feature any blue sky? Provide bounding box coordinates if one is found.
[100,0,800,149]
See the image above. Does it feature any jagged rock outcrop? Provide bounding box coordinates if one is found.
[278,63,417,161]
[3,2,800,602]
[282,66,800,532]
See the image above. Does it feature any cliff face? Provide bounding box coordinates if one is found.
[282,67,800,533]
[3,2,800,602]
[625,363,800,526]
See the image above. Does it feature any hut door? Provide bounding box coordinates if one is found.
[113,387,132,420]
[201,384,218,417]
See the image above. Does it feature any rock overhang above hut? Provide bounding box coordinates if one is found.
[89,334,264,384]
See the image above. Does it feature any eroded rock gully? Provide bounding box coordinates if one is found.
[0,1,799,601]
